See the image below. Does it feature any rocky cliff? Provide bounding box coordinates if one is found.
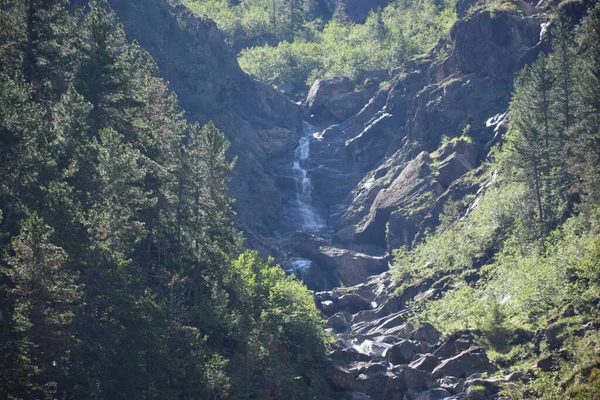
[106,0,305,255]
[110,0,596,398]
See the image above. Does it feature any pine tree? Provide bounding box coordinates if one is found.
[503,54,567,235]
[75,0,127,132]
[0,0,25,75]
[18,0,74,102]
[0,74,45,237]
[88,127,153,262]
[193,122,237,266]
[333,0,350,24]
[550,13,576,138]
[8,214,81,398]
[574,2,600,204]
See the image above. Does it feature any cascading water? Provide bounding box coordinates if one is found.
[292,122,325,232]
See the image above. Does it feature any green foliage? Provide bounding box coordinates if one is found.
[236,0,457,89]
[182,0,456,90]
[392,12,600,394]
[392,176,522,288]
[501,331,600,399]
[182,0,320,49]
[224,251,330,399]
[0,1,329,398]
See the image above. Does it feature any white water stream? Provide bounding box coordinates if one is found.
[292,122,325,232]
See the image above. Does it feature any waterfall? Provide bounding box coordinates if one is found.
[292,122,325,232]
[285,258,313,281]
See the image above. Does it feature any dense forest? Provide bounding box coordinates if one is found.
[2,0,600,399]
[0,1,328,398]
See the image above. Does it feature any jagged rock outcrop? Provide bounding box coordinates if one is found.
[327,6,545,255]
[335,151,443,253]
[451,10,542,81]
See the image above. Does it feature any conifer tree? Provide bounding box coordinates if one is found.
[8,214,81,399]
[574,2,600,204]
[503,54,567,235]
[19,0,74,102]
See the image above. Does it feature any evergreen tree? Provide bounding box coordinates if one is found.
[18,0,74,102]
[502,54,568,235]
[333,0,350,24]
[8,214,81,399]
[574,2,600,204]
[550,12,576,138]
[0,1,328,398]
[75,0,127,132]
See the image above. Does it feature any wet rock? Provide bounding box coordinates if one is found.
[307,76,354,115]
[414,388,453,400]
[345,113,398,172]
[432,348,496,379]
[329,311,353,332]
[437,376,458,392]
[320,300,338,316]
[411,323,442,345]
[384,340,427,365]
[410,354,442,372]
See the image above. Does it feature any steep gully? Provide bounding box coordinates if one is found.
[265,1,554,397]
[108,0,566,397]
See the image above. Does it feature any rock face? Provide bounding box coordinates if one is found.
[335,151,442,253]
[108,0,303,255]
[435,139,479,187]
[326,91,368,121]
[451,10,542,81]
[320,7,545,257]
